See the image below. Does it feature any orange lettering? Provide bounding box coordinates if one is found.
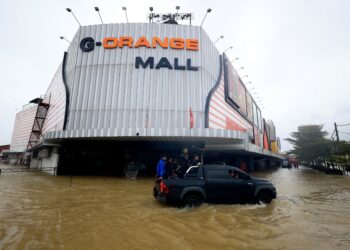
[170,38,185,50]
[186,39,199,51]
[134,36,151,48]
[152,37,169,49]
[118,36,133,48]
[102,36,198,51]
[103,37,118,49]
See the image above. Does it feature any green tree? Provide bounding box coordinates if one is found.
[285,125,330,164]
[329,140,350,165]
[335,141,350,155]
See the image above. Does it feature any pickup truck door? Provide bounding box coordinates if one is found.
[205,168,234,203]
[230,171,255,202]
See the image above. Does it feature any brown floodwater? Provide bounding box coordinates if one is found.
[0,165,350,250]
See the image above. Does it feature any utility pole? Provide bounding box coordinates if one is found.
[334,122,340,142]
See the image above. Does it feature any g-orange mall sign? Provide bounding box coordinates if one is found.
[80,36,200,71]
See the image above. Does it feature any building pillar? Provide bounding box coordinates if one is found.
[247,156,254,172]
[258,158,266,170]
[270,159,277,168]
[38,147,60,175]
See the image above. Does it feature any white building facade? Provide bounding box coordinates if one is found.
[10,23,281,174]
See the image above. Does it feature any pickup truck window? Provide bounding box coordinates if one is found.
[185,166,203,178]
[187,167,198,175]
[229,169,250,180]
[206,169,231,179]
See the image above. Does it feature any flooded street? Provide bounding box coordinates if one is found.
[1,166,350,250]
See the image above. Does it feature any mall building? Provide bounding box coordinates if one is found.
[9,21,282,175]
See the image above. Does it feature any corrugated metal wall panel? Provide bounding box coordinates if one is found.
[40,27,82,137]
[64,23,220,132]
[41,64,66,134]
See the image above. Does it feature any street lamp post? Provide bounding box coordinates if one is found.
[60,36,71,43]
[214,35,224,44]
[66,8,81,26]
[200,8,212,27]
[122,7,128,23]
[94,7,103,24]
[223,46,233,54]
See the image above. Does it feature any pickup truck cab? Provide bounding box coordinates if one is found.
[153,165,277,207]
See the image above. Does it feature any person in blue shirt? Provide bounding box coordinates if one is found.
[156,155,167,180]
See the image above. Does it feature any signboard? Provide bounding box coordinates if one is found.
[253,102,258,125]
[148,13,194,22]
[226,60,247,115]
[246,94,253,121]
[257,107,262,130]
[79,36,199,71]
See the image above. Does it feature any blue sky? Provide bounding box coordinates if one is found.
[1,0,350,150]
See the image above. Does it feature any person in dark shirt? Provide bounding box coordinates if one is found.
[165,157,175,178]
[239,159,247,172]
[177,148,191,177]
[192,155,201,166]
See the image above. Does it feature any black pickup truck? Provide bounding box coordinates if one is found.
[153,165,277,207]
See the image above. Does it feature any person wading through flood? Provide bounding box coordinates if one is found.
[177,148,192,177]
[156,155,167,180]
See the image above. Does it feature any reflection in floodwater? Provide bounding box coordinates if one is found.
[0,166,350,249]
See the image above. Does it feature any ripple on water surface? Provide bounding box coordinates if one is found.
[0,166,350,249]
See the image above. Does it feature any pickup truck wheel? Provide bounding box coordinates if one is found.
[257,191,273,204]
[183,195,203,208]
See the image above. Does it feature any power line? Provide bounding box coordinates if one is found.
[339,136,350,142]
[338,131,350,135]
[337,123,350,127]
